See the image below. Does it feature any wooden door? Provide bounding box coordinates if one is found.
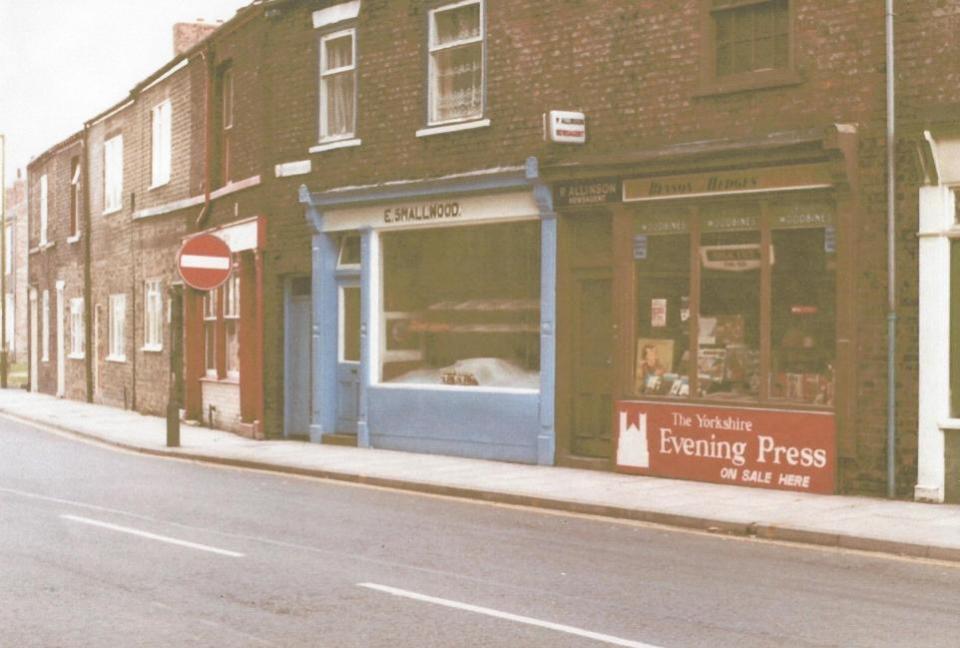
[570,271,614,460]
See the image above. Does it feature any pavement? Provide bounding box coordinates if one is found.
[2,388,959,563]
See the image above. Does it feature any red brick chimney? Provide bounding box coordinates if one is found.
[173,21,220,56]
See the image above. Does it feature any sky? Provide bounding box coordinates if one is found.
[1,0,249,187]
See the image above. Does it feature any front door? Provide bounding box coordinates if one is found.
[570,271,614,460]
[29,289,38,392]
[284,277,312,438]
[336,278,361,435]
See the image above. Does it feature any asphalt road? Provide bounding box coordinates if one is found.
[1,416,959,648]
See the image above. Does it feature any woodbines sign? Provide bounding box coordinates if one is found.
[615,401,835,493]
[623,163,832,202]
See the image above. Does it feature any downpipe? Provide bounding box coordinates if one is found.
[885,0,897,498]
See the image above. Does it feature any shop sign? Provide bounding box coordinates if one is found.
[546,110,587,144]
[635,214,688,235]
[699,244,771,271]
[384,202,462,225]
[623,163,833,202]
[772,202,834,229]
[555,178,621,208]
[615,401,835,494]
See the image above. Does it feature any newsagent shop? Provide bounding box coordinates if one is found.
[545,127,860,494]
[297,162,558,463]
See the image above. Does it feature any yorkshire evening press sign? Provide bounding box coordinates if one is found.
[615,401,835,493]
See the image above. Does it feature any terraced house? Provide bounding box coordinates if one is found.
[24,0,960,502]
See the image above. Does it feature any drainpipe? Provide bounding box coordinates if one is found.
[196,47,214,228]
[885,0,897,498]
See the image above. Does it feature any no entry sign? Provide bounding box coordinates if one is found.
[177,234,232,291]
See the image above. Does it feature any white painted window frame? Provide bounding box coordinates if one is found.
[69,297,85,359]
[427,0,485,127]
[103,135,124,214]
[150,100,172,188]
[319,28,358,143]
[107,293,126,362]
[143,279,164,351]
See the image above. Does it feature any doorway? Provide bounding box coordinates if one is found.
[284,276,312,439]
[336,278,361,435]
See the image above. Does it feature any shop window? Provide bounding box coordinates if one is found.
[103,135,123,214]
[151,100,172,188]
[380,221,540,390]
[224,272,240,378]
[108,293,126,361]
[702,0,794,92]
[428,0,484,125]
[70,298,85,358]
[633,201,835,407]
[203,288,219,377]
[144,279,163,351]
[319,29,357,142]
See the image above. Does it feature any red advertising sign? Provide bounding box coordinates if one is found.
[615,401,835,494]
[177,234,232,291]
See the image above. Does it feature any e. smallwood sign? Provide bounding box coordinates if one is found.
[615,401,835,493]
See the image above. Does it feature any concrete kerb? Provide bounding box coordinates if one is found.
[3,407,958,565]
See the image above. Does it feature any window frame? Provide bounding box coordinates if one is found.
[107,293,127,362]
[41,289,50,362]
[218,66,234,186]
[143,279,164,352]
[697,0,800,96]
[69,297,85,359]
[318,27,358,143]
[203,288,220,378]
[39,174,48,246]
[150,100,172,189]
[426,0,486,127]
[103,135,124,214]
[69,158,81,240]
[223,269,241,379]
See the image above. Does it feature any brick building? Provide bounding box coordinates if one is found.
[23,0,960,500]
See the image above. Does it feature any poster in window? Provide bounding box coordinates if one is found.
[650,298,667,328]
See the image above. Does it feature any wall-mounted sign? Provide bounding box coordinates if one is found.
[177,234,232,291]
[555,178,621,208]
[615,401,835,494]
[546,110,586,144]
[623,163,833,202]
[323,191,539,232]
[699,244,772,271]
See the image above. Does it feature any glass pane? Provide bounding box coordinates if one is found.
[755,36,774,70]
[341,286,361,363]
[433,3,480,47]
[323,34,353,70]
[770,228,836,406]
[715,12,732,44]
[699,229,761,402]
[734,39,752,74]
[339,235,361,266]
[205,323,216,372]
[635,232,691,398]
[432,43,483,122]
[381,222,540,389]
[226,321,240,375]
[323,71,355,136]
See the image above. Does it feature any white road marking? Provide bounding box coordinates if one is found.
[358,583,662,648]
[61,514,244,558]
[180,254,230,270]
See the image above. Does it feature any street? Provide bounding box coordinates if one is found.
[1,416,959,648]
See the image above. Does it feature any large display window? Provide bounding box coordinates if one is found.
[632,199,835,407]
[380,221,540,390]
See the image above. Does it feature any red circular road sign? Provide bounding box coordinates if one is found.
[177,234,232,291]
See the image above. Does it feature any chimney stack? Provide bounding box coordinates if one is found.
[173,20,220,56]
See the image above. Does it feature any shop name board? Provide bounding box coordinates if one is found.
[555,178,621,207]
[623,163,833,202]
[615,401,835,493]
[546,110,587,144]
[384,202,462,224]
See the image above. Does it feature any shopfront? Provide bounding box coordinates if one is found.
[298,165,557,464]
[552,139,858,494]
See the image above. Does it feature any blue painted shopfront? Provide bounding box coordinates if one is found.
[299,158,557,464]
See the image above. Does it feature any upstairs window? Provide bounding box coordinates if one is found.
[69,157,80,238]
[39,174,48,245]
[217,66,234,186]
[151,100,172,187]
[103,135,123,213]
[319,29,357,141]
[713,0,789,77]
[428,0,484,125]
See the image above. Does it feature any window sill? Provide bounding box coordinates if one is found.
[67,234,81,245]
[68,353,85,361]
[105,355,127,364]
[694,69,804,98]
[102,206,123,216]
[141,345,163,353]
[309,137,362,154]
[416,118,490,138]
[200,375,240,385]
[148,180,170,191]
